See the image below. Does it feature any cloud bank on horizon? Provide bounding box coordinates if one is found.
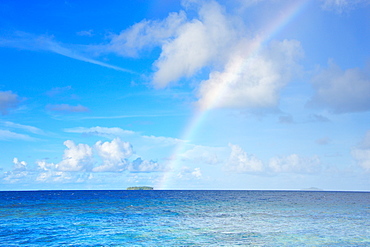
[0,0,369,190]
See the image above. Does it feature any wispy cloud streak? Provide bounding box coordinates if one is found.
[0,129,35,141]
[0,32,136,74]
[2,121,44,135]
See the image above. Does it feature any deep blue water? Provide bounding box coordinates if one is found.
[0,190,369,246]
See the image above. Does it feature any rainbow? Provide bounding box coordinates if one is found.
[156,0,309,189]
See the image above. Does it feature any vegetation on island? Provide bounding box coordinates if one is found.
[127,186,154,190]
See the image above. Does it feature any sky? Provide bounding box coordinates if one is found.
[0,0,369,191]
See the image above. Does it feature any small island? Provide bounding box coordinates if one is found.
[127,186,154,190]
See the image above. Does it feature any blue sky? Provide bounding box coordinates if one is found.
[0,0,369,191]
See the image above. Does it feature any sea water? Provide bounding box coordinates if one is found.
[0,190,369,246]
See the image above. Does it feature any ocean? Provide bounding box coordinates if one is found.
[0,190,369,246]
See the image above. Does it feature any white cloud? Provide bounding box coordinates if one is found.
[46,104,89,113]
[56,140,94,172]
[36,160,94,183]
[142,135,183,146]
[321,0,370,12]
[1,136,166,185]
[3,158,95,184]
[92,138,165,172]
[37,160,56,172]
[3,121,44,135]
[269,154,321,173]
[177,166,202,179]
[308,60,370,113]
[0,32,135,74]
[225,144,264,173]
[93,138,133,172]
[352,130,370,172]
[352,149,370,172]
[197,39,303,110]
[65,126,135,138]
[12,158,27,171]
[103,0,237,88]
[192,167,202,179]
[36,160,73,183]
[153,1,237,88]
[225,145,321,175]
[40,136,166,173]
[3,158,30,183]
[180,145,224,165]
[0,129,35,141]
[65,126,182,146]
[107,11,186,57]
[2,158,81,184]
[103,0,303,109]
[2,1,306,111]
[0,91,20,115]
[127,158,163,172]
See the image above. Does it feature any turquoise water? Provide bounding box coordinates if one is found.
[0,190,369,246]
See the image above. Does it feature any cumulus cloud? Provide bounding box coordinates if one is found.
[36,170,72,183]
[225,144,264,173]
[308,60,370,113]
[93,138,133,172]
[0,91,20,115]
[192,167,202,179]
[352,149,370,172]
[180,145,224,165]
[177,166,202,179]
[103,0,303,110]
[107,11,186,57]
[36,160,94,183]
[224,144,321,174]
[37,160,56,172]
[105,1,236,87]
[46,104,89,113]
[101,0,239,88]
[3,158,30,183]
[153,1,237,87]
[127,158,163,172]
[36,160,76,183]
[2,1,305,111]
[197,39,303,110]
[50,137,163,173]
[1,137,164,185]
[12,158,28,171]
[351,130,370,172]
[92,138,165,172]
[2,157,92,184]
[56,140,94,172]
[269,154,321,173]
